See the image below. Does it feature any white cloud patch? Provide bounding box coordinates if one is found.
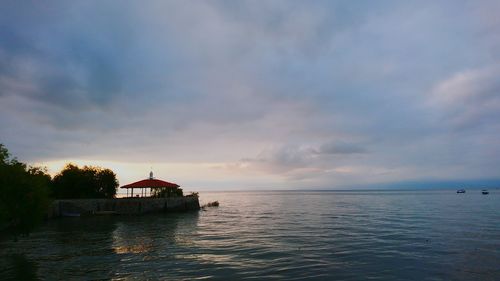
[430,65,500,129]
[224,140,369,182]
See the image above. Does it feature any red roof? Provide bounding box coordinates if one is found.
[120,179,180,189]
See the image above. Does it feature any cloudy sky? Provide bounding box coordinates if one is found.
[1,1,499,191]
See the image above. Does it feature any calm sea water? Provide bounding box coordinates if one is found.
[1,190,499,280]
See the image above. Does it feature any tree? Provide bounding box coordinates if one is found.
[51,164,118,199]
[151,187,183,198]
[0,144,51,236]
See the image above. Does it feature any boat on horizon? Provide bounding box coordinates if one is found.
[456,189,466,193]
[482,190,489,195]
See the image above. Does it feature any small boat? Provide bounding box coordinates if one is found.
[482,190,489,195]
[456,189,466,194]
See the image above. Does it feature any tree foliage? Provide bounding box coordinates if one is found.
[51,164,118,199]
[151,187,183,198]
[0,144,120,236]
[0,144,51,235]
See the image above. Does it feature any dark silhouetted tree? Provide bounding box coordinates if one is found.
[151,187,183,198]
[51,164,118,199]
[0,144,51,236]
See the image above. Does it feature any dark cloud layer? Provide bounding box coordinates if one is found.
[1,1,499,188]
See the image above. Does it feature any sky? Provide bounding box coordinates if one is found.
[1,1,500,191]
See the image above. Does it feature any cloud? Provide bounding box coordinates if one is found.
[1,1,500,188]
[429,65,500,130]
[227,140,368,181]
[317,141,367,155]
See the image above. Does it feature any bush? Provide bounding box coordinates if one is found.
[187,192,199,197]
[151,187,183,198]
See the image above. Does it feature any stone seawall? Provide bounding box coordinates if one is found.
[48,196,200,218]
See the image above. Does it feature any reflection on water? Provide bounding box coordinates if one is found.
[0,191,499,280]
[0,213,201,280]
[0,253,39,281]
[111,212,198,255]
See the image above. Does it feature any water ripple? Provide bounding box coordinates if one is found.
[1,190,498,280]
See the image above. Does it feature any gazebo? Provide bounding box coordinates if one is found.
[121,171,180,198]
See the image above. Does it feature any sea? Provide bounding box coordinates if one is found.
[1,190,499,280]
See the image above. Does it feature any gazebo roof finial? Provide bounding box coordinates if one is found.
[149,169,154,180]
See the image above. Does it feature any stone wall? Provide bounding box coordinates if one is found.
[48,196,200,218]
